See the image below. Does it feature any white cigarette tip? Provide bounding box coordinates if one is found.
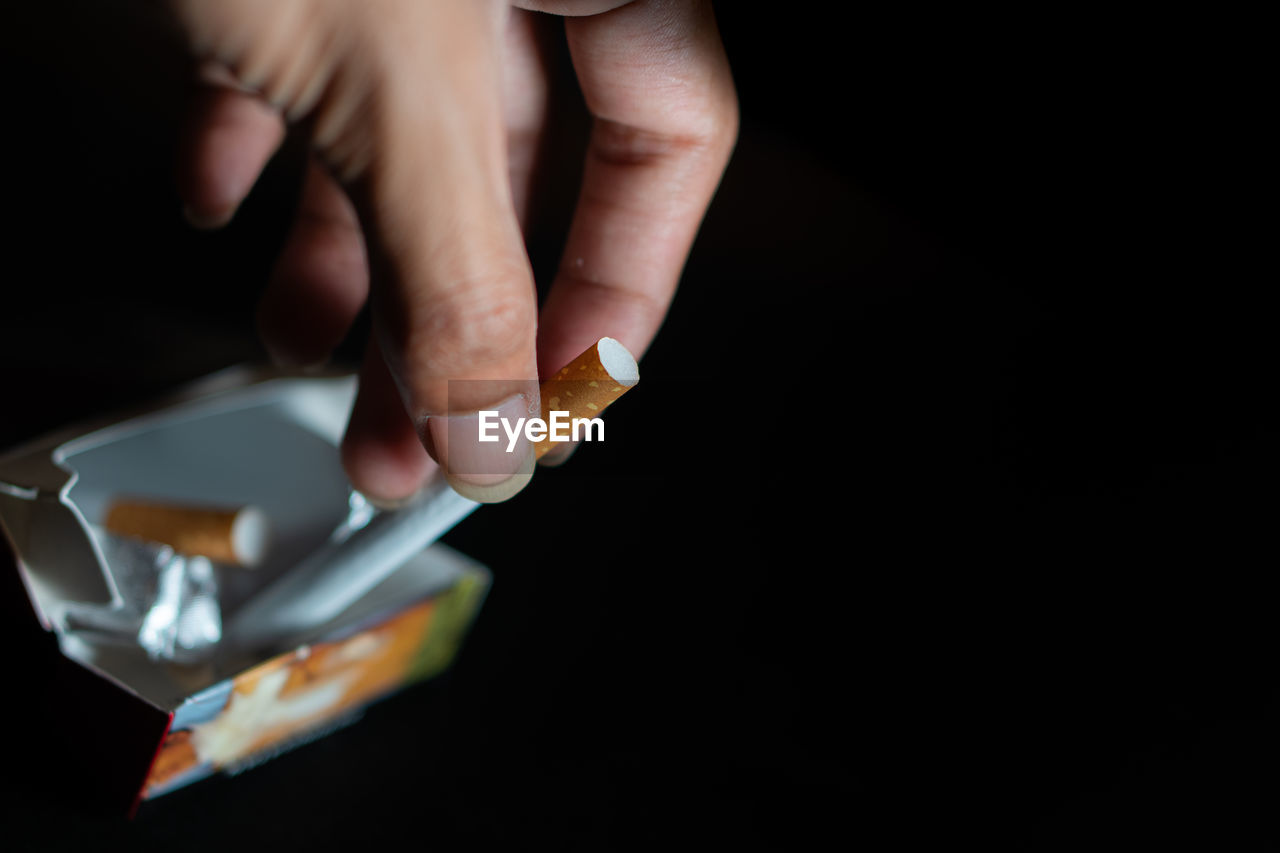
[231,506,270,568]
[597,337,639,387]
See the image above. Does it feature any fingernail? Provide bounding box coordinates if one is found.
[427,392,538,504]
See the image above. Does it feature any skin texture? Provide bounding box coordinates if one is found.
[172,0,738,502]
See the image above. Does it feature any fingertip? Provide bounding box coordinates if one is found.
[444,450,536,504]
[341,345,436,504]
[177,84,285,232]
[182,203,235,231]
[341,431,435,505]
[257,333,325,372]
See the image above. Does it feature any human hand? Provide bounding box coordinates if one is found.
[171,0,737,503]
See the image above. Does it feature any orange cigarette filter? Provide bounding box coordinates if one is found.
[104,499,270,568]
[536,336,639,459]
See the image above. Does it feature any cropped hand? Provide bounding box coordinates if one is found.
[172,0,737,502]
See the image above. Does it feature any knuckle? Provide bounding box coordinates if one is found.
[591,90,738,170]
[716,84,741,148]
[559,267,668,329]
[589,121,691,168]
[688,77,741,159]
[403,283,536,377]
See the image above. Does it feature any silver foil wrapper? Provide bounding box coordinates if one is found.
[62,531,222,663]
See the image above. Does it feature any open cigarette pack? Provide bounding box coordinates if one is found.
[0,369,490,813]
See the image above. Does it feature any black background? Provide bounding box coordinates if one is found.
[1,4,1274,849]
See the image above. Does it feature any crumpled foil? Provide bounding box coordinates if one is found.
[62,531,222,663]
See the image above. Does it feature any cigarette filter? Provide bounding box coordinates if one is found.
[536,336,639,458]
[104,499,270,568]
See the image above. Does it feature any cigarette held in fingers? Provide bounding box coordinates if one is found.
[104,499,271,568]
[534,336,639,459]
[437,337,639,503]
